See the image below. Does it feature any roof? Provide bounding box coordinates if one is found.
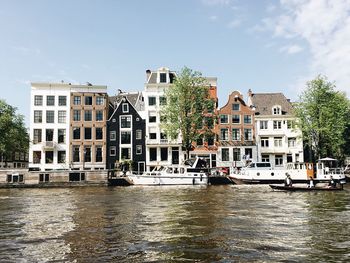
[109,92,140,107]
[249,92,294,115]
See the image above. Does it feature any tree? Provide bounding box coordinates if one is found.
[161,67,216,158]
[0,100,29,166]
[295,75,350,161]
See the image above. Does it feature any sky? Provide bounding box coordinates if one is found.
[1,0,349,126]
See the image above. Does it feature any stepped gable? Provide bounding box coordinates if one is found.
[249,92,294,115]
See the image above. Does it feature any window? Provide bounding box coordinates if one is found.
[73,110,81,121]
[233,148,241,161]
[58,151,66,163]
[244,128,252,141]
[287,120,295,129]
[148,97,156,106]
[73,146,80,162]
[96,96,104,105]
[273,106,281,115]
[149,133,157,139]
[220,128,228,141]
[33,129,42,144]
[46,111,54,123]
[160,73,167,83]
[39,173,50,183]
[232,103,240,111]
[33,151,41,164]
[34,110,42,123]
[275,155,283,166]
[220,115,229,124]
[96,110,103,121]
[96,128,103,140]
[161,147,168,161]
[222,148,230,162]
[85,128,92,140]
[274,137,283,147]
[59,96,67,106]
[232,129,240,141]
[150,148,157,161]
[244,115,252,124]
[34,95,43,106]
[207,135,214,146]
[149,116,156,123]
[47,96,55,106]
[260,121,268,129]
[262,155,270,163]
[136,130,142,140]
[159,96,167,105]
[73,127,80,140]
[110,146,116,156]
[85,110,92,121]
[287,154,293,163]
[96,147,102,162]
[84,147,91,162]
[232,114,240,124]
[245,148,252,160]
[121,148,131,160]
[121,131,131,144]
[58,111,66,123]
[261,137,269,147]
[85,96,93,105]
[273,121,282,129]
[288,137,296,147]
[45,151,53,163]
[120,116,131,128]
[136,145,142,155]
[73,96,81,105]
[46,129,53,141]
[122,103,129,113]
[58,129,66,143]
[110,131,116,141]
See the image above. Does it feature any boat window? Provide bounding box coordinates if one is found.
[271,172,274,176]
[166,168,173,173]
[180,168,185,174]
[194,174,198,176]
[248,163,256,168]
[174,168,179,173]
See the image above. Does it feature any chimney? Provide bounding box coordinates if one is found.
[146,69,151,82]
[248,89,253,97]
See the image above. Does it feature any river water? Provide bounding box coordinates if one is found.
[0,185,349,262]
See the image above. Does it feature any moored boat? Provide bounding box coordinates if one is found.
[269,184,344,191]
[127,157,209,185]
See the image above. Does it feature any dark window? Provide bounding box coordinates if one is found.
[150,133,157,139]
[46,129,53,141]
[222,148,229,161]
[150,148,157,161]
[245,148,252,159]
[96,128,103,140]
[34,95,43,106]
[33,129,42,144]
[96,147,102,162]
[121,116,131,128]
[46,111,54,123]
[85,110,92,121]
[161,147,168,161]
[121,131,131,144]
[96,110,103,121]
[74,96,81,105]
[196,136,203,146]
[84,147,91,162]
[45,151,53,163]
[160,73,167,83]
[220,115,228,124]
[73,146,80,162]
[73,110,81,121]
[33,151,41,164]
[244,115,252,124]
[85,128,92,140]
[232,103,240,111]
[96,96,104,105]
[58,151,66,163]
[149,116,156,122]
[122,103,129,112]
[207,135,214,146]
[58,129,65,143]
[47,96,55,106]
[34,111,42,123]
[73,127,80,140]
[59,96,67,106]
[85,96,93,105]
[233,149,241,161]
[148,97,156,106]
[232,114,240,124]
[121,148,131,159]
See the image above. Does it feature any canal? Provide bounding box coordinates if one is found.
[0,185,349,262]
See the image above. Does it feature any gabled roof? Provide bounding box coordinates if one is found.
[249,92,294,115]
[109,92,140,107]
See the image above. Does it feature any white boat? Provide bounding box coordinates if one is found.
[229,159,346,185]
[127,158,209,185]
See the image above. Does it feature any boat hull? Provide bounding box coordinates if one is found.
[127,175,208,185]
[269,184,343,191]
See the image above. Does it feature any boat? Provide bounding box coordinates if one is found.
[127,158,209,185]
[229,158,347,185]
[269,184,344,191]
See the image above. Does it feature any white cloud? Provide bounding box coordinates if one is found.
[279,44,303,54]
[262,0,350,94]
[227,18,241,28]
[209,15,218,21]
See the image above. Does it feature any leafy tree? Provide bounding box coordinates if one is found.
[0,100,29,166]
[295,76,350,161]
[161,67,216,158]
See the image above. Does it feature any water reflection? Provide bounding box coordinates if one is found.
[0,185,349,262]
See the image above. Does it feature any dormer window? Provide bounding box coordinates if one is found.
[160,73,167,83]
[272,105,281,115]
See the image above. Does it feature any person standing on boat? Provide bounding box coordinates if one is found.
[284,173,293,187]
[328,176,337,188]
[308,176,315,188]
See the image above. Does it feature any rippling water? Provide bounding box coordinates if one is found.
[0,185,349,262]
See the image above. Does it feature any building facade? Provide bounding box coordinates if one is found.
[107,92,146,173]
[217,91,257,169]
[247,90,304,167]
[29,82,107,171]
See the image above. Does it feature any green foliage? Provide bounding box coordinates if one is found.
[160,67,216,156]
[295,76,350,161]
[0,100,29,161]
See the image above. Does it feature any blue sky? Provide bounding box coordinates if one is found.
[1,0,349,126]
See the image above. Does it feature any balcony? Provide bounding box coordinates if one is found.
[42,141,56,150]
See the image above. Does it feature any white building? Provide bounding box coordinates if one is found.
[29,82,107,171]
[247,90,304,167]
